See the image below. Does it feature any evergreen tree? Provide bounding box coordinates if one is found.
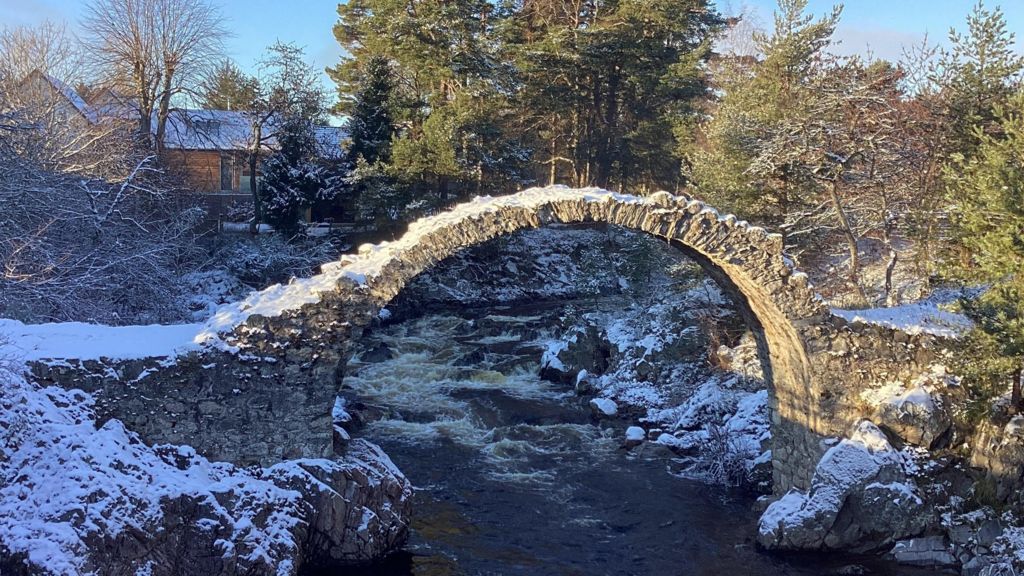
[687,0,841,250]
[344,55,396,167]
[259,118,336,235]
[328,0,529,208]
[507,0,723,191]
[946,90,1024,412]
[200,60,258,111]
[938,2,1024,155]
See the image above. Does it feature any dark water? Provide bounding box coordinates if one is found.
[331,306,936,576]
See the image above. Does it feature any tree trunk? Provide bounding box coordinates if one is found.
[828,179,866,304]
[249,124,263,235]
[1014,365,1023,414]
[549,137,557,186]
[154,68,175,156]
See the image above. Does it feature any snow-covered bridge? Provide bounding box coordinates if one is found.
[21,187,953,492]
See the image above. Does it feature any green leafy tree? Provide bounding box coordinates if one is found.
[946,91,1024,412]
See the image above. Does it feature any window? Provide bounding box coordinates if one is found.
[195,119,221,137]
[220,155,233,191]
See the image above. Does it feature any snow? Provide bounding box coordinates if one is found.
[590,397,618,416]
[0,371,406,575]
[758,420,918,543]
[159,109,345,158]
[0,374,298,574]
[41,72,99,124]
[333,396,352,424]
[625,426,646,442]
[831,302,972,338]
[0,319,203,362]
[540,338,568,372]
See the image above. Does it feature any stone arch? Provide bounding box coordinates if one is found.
[214,187,831,489]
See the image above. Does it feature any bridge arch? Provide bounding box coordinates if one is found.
[206,187,832,489]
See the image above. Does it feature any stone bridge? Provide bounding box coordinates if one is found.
[30,187,953,493]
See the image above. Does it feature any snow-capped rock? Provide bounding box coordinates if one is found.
[590,397,618,417]
[758,421,930,552]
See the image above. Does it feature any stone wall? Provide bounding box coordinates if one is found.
[28,347,342,466]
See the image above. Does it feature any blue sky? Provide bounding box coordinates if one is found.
[2,0,1022,98]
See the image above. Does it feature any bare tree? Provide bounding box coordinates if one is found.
[82,0,226,151]
[0,22,129,176]
[0,21,83,83]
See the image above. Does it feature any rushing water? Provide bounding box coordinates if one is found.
[329,305,935,576]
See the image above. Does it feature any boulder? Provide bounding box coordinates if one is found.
[590,397,618,417]
[889,536,957,568]
[875,386,951,448]
[758,420,930,551]
[0,378,412,576]
[624,426,646,448]
[970,416,1024,502]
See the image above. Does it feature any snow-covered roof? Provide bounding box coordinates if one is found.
[161,109,346,157]
[21,70,99,124]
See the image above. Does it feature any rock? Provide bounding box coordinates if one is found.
[624,426,646,448]
[758,421,931,552]
[540,324,611,385]
[271,440,413,568]
[590,397,618,418]
[875,386,951,448]
[889,536,957,567]
[575,369,595,395]
[360,342,393,363]
[970,416,1024,502]
[0,375,412,576]
[963,556,994,576]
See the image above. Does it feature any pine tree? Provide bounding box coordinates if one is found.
[688,0,841,250]
[508,0,723,191]
[200,60,258,111]
[328,0,529,207]
[938,1,1024,155]
[946,90,1024,412]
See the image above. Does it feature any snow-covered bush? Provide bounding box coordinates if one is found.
[213,234,344,288]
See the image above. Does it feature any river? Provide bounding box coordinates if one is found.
[325,304,936,576]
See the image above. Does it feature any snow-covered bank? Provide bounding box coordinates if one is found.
[832,302,971,339]
[0,319,203,362]
[0,371,412,575]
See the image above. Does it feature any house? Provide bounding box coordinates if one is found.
[19,70,348,223]
[16,70,100,132]
[160,109,345,195]
[159,110,346,223]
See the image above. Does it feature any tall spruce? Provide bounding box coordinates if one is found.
[344,55,396,167]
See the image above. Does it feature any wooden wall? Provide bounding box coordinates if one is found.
[165,149,242,193]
